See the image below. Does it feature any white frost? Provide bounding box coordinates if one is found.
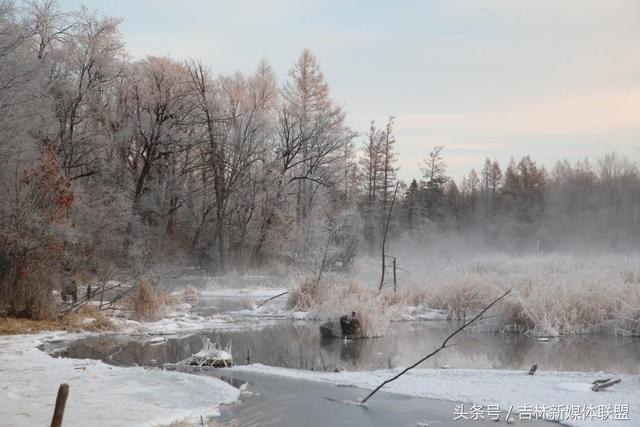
[0,333,240,427]
[199,287,288,298]
[111,312,273,336]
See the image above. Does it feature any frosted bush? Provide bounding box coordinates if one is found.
[401,253,640,336]
[290,279,403,337]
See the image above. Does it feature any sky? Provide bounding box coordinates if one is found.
[62,0,640,182]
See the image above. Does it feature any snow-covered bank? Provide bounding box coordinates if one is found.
[114,312,241,335]
[232,364,638,426]
[199,287,288,298]
[0,333,240,427]
[108,302,277,336]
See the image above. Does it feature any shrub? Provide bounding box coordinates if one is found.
[287,277,328,311]
[299,281,403,338]
[180,285,200,305]
[402,253,640,336]
[62,304,114,332]
[128,280,172,321]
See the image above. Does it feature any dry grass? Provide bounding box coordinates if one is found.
[0,317,63,335]
[61,304,115,332]
[291,279,404,338]
[180,286,200,305]
[287,277,329,311]
[0,304,116,335]
[401,253,640,336]
[128,280,173,321]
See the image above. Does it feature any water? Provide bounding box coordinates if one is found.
[43,293,630,427]
[194,369,552,427]
[52,320,640,374]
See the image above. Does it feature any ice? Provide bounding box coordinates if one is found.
[232,364,638,426]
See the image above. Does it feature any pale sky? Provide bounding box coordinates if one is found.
[63,0,640,182]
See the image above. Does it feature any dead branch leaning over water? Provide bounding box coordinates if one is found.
[360,288,513,404]
[256,291,289,309]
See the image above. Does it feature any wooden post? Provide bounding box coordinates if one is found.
[50,383,69,427]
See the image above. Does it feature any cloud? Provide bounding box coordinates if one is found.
[397,87,640,137]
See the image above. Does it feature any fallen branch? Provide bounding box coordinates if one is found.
[592,378,621,392]
[360,288,512,404]
[256,291,289,309]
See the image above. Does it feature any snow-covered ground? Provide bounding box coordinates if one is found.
[0,333,240,427]
[232,364,638,426]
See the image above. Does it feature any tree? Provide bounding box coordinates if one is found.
[278,49,352,221]
[50,6,125,180]
[380,116,397,209]
[186,60,276,271]
[420,145,448,221]
[252,49,355,264]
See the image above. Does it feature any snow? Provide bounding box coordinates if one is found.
[111,311,274,336]
[405,306,449,321]
[199,287,288,298]
[232,364,638,426]
[0,333,240,427]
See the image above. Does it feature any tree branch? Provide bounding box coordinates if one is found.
[360,287,512,404]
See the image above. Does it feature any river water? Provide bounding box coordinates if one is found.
[41,291,638,426]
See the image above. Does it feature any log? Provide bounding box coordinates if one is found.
[255,291,288,309]
[50,383,69,427]
[592,378,621,392]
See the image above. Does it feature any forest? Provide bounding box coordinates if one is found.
[1,0,639,320]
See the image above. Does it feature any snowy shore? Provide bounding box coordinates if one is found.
[0,333,240,427]
[232,364,638,427]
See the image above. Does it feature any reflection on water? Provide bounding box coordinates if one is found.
[55,321,640,374]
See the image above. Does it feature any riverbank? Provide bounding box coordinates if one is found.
[0,332,240,427]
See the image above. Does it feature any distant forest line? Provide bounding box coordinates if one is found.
[1,1,639,317]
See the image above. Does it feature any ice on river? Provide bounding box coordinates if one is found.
[232,364,638,426]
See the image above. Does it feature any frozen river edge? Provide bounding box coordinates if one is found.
[0,332,241,427]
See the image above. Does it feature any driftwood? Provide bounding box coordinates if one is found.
[592,378,621,392]
[178,337,233,367]
[50,383,69,427]
[359,288,513,404]
[255,291,289,309]
[591,377,611,385]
